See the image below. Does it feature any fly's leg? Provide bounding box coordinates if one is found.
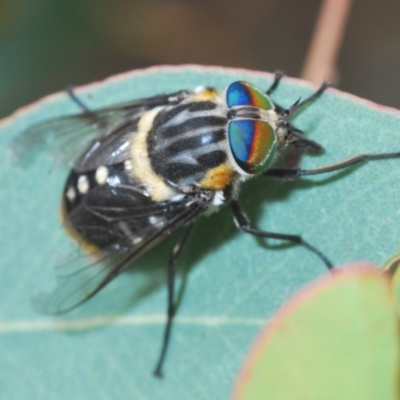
[264,152,400,179]
[65,85,93,114]
[266,71,285,96]
[266,71,285,114]
[153,224,194,378]
[281,82,331,118]
[266,74,330,116]
[230,200,333,270]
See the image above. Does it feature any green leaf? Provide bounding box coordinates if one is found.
[234,267,400,400]
[384,255,400,316]
[1,65,400,399]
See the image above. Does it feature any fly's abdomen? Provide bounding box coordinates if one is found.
[61,162,168,251]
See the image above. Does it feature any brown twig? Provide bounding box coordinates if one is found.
[301,0,353,83]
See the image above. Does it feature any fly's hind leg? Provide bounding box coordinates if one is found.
[153,224,194,378]
[230,200,333,270]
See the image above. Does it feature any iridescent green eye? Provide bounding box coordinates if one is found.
[228,119,276,174]
[226,81,274,110]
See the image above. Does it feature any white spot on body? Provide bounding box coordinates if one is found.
[77,175,89,194]
[149,216,158,225]
[107,175,121,187]
[133,237,142,245]
[149,215,164,226]
[194,86,206,94]
[212,191,225,206]
[95,165,108,185]
[124,160,133,171]
[66,186,76,202]
[170,194,185,202]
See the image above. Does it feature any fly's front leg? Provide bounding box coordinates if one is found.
[266,71,285,96]
[153,224,194,378]
[281,82,331,118]
[230,200,333,269]
[264,152,400,179]
[266,71,285,114]
[266,74,330,116]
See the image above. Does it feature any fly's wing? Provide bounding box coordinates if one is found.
[10,91,190,168]
[13,87,196,314]
[32,185,211,315]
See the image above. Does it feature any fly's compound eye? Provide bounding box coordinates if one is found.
[226,81,274,110]
[228,119,277,174]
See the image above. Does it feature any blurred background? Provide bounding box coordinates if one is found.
[0,0,399,119]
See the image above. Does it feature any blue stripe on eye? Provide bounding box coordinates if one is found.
[228,119,254,163]
[228,119,276,174]
[226,82,251,108]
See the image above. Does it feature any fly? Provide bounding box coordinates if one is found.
[10,72,400,377]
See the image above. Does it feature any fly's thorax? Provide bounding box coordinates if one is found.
[146,89,238,196]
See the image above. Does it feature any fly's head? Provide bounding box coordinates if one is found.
[224,81,323,177]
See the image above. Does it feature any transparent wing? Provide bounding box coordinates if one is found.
[11,107,145,168]
[32,248,123,314]
[10,91,189,168]
[32,190,210,315]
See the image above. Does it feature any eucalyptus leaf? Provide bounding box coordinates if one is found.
[1,65,400,399]
[234,267,400,400]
